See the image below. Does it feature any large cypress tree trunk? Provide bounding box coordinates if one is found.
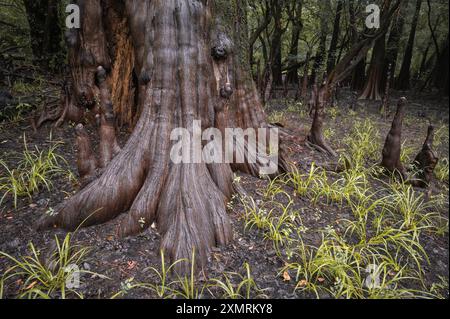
[36,0,289,272]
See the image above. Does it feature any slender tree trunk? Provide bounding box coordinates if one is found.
[431,35,449,95]
[307,0,402,156]
[349,0,366,91]
[36,0,289,273]
[385,0,408,87]
[397,0,423,90]
[23,0,64,69]
[270,0,284,86]
[326,0,343,73]
[312,0,330,82]
[286,1,303,84]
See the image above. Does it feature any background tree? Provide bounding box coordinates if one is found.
[397,0,423,90]
[326,0,344,73]
[384,0,408,88]
[286,0,304,84]
[22,0,64,69]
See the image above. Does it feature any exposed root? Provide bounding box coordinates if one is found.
[157,164,232,272]
[35,102,153,231]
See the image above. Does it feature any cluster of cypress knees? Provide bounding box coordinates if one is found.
[381,97,439,188]
[75,75,439,192]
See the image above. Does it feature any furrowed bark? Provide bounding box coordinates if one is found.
[75,124,98,185]
[96,66,121,168]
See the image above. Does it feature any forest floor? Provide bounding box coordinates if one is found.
[0,84,449,299]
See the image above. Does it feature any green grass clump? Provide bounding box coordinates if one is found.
[341,119,380,168]
[0,135,72,208]
[208,262,266,299]
[435,158,449,183]
[268,110,285,124]
[0,233,96,299]
[112,250,265,300]
[245,160,446,299]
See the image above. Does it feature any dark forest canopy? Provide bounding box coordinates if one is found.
[1,0,449,96]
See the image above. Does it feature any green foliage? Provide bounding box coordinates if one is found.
[326,107,340,120]
[400,141,416,164]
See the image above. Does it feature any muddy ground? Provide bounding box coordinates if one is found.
[0,87,448,299]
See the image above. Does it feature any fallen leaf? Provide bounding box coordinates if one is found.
[126,261,137,270]
[297,279,308,287]
[25,281,38,290]
[317,277,325,283]
[388,270,397,277]
[282,271,291,282]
